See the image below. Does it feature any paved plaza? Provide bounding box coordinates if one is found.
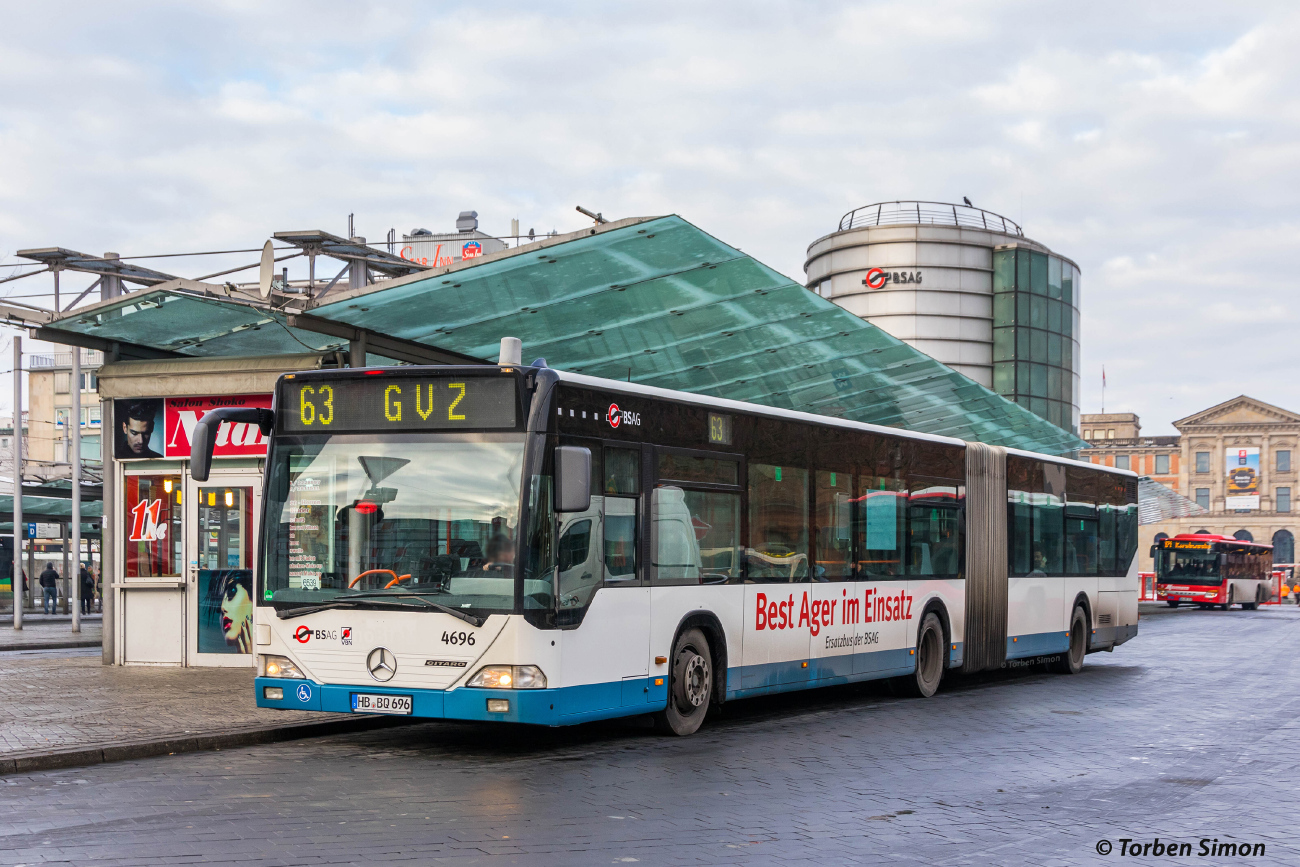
[0,653,349,762]
[1,605,1297,865]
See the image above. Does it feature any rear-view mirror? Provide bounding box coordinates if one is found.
[191,407,275,481]
[555,446,591,513]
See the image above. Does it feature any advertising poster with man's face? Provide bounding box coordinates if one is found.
[1225,447,1261,510]
[198,569,254,654]
[114,398,165,459]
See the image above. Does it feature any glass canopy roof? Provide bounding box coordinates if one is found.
[47,291,404,365]
[308,216,1085,454]
[46,216,1085,455]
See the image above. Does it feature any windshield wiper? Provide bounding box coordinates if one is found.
[351,591,484,626]
[276,593,483,627]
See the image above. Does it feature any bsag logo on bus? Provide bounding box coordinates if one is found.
[607,403,641,428]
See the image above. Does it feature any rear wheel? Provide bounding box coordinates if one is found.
[1050,605,1087,674]
[1243,585,1263,610]
[892,612,945,698]
[653,628,713,737]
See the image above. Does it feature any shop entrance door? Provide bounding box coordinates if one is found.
[185,471,260,667]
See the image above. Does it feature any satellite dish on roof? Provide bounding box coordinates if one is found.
[258,240,275,298]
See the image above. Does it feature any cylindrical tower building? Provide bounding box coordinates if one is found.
[804,201,1081,434]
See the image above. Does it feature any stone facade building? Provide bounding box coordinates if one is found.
[1079,412,1180,491]
[1080,396,1299,570]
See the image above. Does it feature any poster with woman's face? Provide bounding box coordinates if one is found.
[198,569,254,654]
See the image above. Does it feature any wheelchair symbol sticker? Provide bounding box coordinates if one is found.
[296,683,312,702]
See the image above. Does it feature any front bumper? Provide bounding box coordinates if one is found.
[255,676,667,726]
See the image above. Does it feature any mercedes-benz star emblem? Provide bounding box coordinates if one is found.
[366,647,397,682]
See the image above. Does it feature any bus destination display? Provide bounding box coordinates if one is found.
[282,375,517,433]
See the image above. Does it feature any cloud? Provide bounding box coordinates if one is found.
[0,0,1298,433]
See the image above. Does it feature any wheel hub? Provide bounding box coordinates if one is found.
[681,654,710,708]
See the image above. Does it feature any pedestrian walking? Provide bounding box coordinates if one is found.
[39,563,59,615]
[79,563,94,615]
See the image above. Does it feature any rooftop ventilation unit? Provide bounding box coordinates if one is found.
[456,211,479,233]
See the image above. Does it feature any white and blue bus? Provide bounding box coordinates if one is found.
[192,349,1140,736]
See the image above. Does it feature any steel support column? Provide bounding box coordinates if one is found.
[10,337,20,630]
[101,398,114,664]
[71,346,81,632]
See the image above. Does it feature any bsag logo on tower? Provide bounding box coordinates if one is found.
[607,403,641,428]
[862,268,922,289]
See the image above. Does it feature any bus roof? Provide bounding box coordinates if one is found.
[554,368,1134,478]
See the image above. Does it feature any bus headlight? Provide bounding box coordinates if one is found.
[262,655,305,679]
[467,665,547,689]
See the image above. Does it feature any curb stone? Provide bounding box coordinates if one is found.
[1,714,415,776]
[0,640,102,652]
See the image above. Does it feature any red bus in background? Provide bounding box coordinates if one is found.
[1156,534,1273,610]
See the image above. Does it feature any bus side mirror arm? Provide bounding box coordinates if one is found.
[191,408,275,482]
[554,446,591,513]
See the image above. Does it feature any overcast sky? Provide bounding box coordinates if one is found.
[1,1,1296,434]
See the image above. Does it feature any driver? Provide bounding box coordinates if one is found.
[482,534,515,571]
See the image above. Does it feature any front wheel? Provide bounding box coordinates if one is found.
[653,628,713,737]
[1225,585,1235,611]
[1166,600,1180,608]
[891,612,946,698]
[1050,605,1088,674]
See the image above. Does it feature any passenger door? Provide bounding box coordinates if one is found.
[558,444,651,717]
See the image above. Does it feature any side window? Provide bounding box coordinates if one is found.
[1007,458,1035,577]
[747,463,809,582]
[1097,504,1117,575]
[651,487,699,582]
[1032,493,1064,575]
[857,475,907,579]
[907,483,962,577]
[603,447,640,495]
[1196,451,1211,474]
[603,497,638,581]
[1064,504,1098,575]
[556,514,600,612]
[1279,450,1292,473]
[1154,454,1170,475]
[814,470,854,580]
[650,487,741,585]
[688,490,741,583]
[1116,503,1137,573]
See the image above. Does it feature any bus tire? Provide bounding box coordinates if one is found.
[892,613,945,698]
[1166,601,1179,608]
[1243,586,1262,611]
[1225,585,1234,610]
[653,628,712,737]
[1050,605,1087,675]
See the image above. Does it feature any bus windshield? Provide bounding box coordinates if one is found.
[263,433,526,614]
[1157,548,1221,586]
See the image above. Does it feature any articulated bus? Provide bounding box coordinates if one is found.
[192,354,1140,736]
[1156,534,1273,610]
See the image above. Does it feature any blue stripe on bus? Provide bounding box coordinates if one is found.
[253,633,1070,726]
[1005,630,1071,659]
